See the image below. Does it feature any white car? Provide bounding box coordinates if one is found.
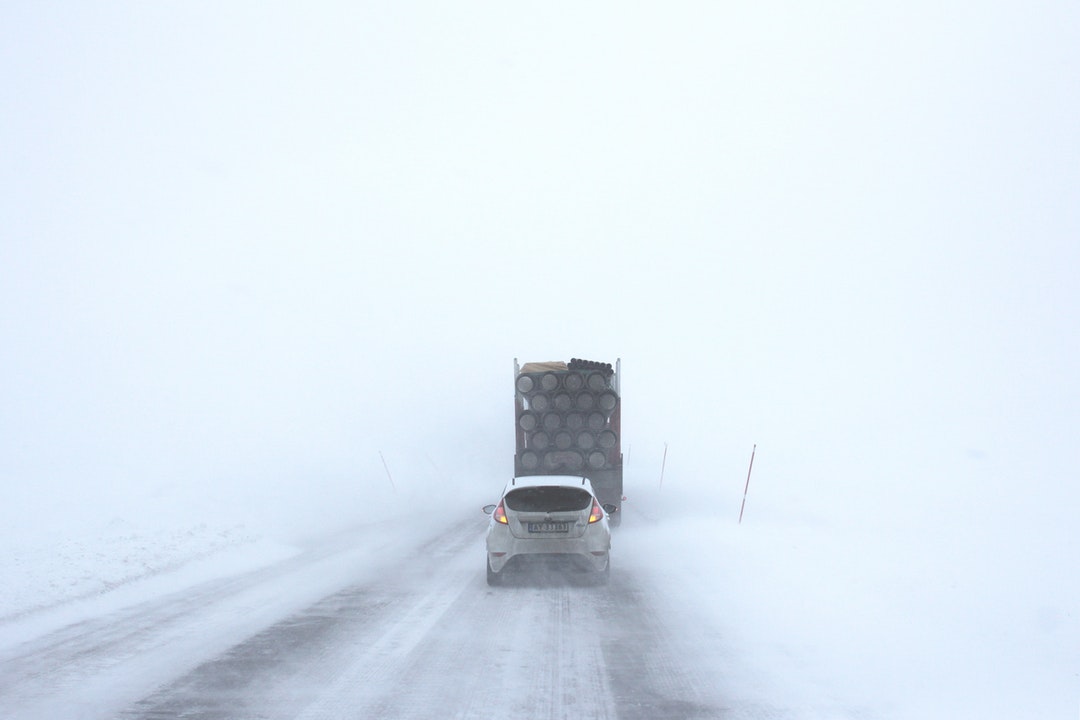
[482,475,614,586]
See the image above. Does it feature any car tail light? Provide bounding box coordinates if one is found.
[588,499,603,524]
[494,500,509,524]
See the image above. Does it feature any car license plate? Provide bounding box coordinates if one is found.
[528,522,570,533]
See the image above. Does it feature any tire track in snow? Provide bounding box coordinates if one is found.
[293,528,620,719]
[10,511,758,719]
[597,573,728,719]
[124,518,484,720]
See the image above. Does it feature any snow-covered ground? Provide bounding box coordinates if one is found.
[0,474,397,648]
[0,518,270,621]
[622,478,1080,720]
[2,464,1075,720]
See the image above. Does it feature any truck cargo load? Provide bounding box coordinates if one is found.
[513,357,623,524]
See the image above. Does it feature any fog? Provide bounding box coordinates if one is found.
[2,2,1078,715]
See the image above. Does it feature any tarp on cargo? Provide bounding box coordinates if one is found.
[519,361,568,374]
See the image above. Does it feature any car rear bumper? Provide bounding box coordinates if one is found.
[493,552,609,575]
[487,529,610,573]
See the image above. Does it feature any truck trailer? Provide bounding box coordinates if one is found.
[513,358,623,523]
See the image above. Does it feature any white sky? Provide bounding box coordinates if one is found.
[2,6,1079,716]
[2,2,1078,536]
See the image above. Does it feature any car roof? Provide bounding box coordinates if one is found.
[505,475,594,491]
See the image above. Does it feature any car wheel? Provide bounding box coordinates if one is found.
[486,558,502,586]
[595,556,611,586]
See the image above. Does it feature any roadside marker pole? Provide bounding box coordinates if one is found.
[379,450,398,493]
[738,444,756,524]
[658,442,668,490]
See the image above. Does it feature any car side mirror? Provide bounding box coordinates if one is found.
[482,504,497,515]
[602,504,617,514]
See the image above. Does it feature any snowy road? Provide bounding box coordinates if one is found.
[0,511,738,720]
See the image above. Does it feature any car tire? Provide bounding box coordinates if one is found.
[595,556,611,586]
[486,558,502,586]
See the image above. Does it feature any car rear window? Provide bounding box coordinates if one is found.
[504,486,592,512]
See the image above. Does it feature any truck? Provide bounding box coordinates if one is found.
[513,357,623,524]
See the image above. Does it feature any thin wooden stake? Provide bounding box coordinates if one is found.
[738,444,757,524]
